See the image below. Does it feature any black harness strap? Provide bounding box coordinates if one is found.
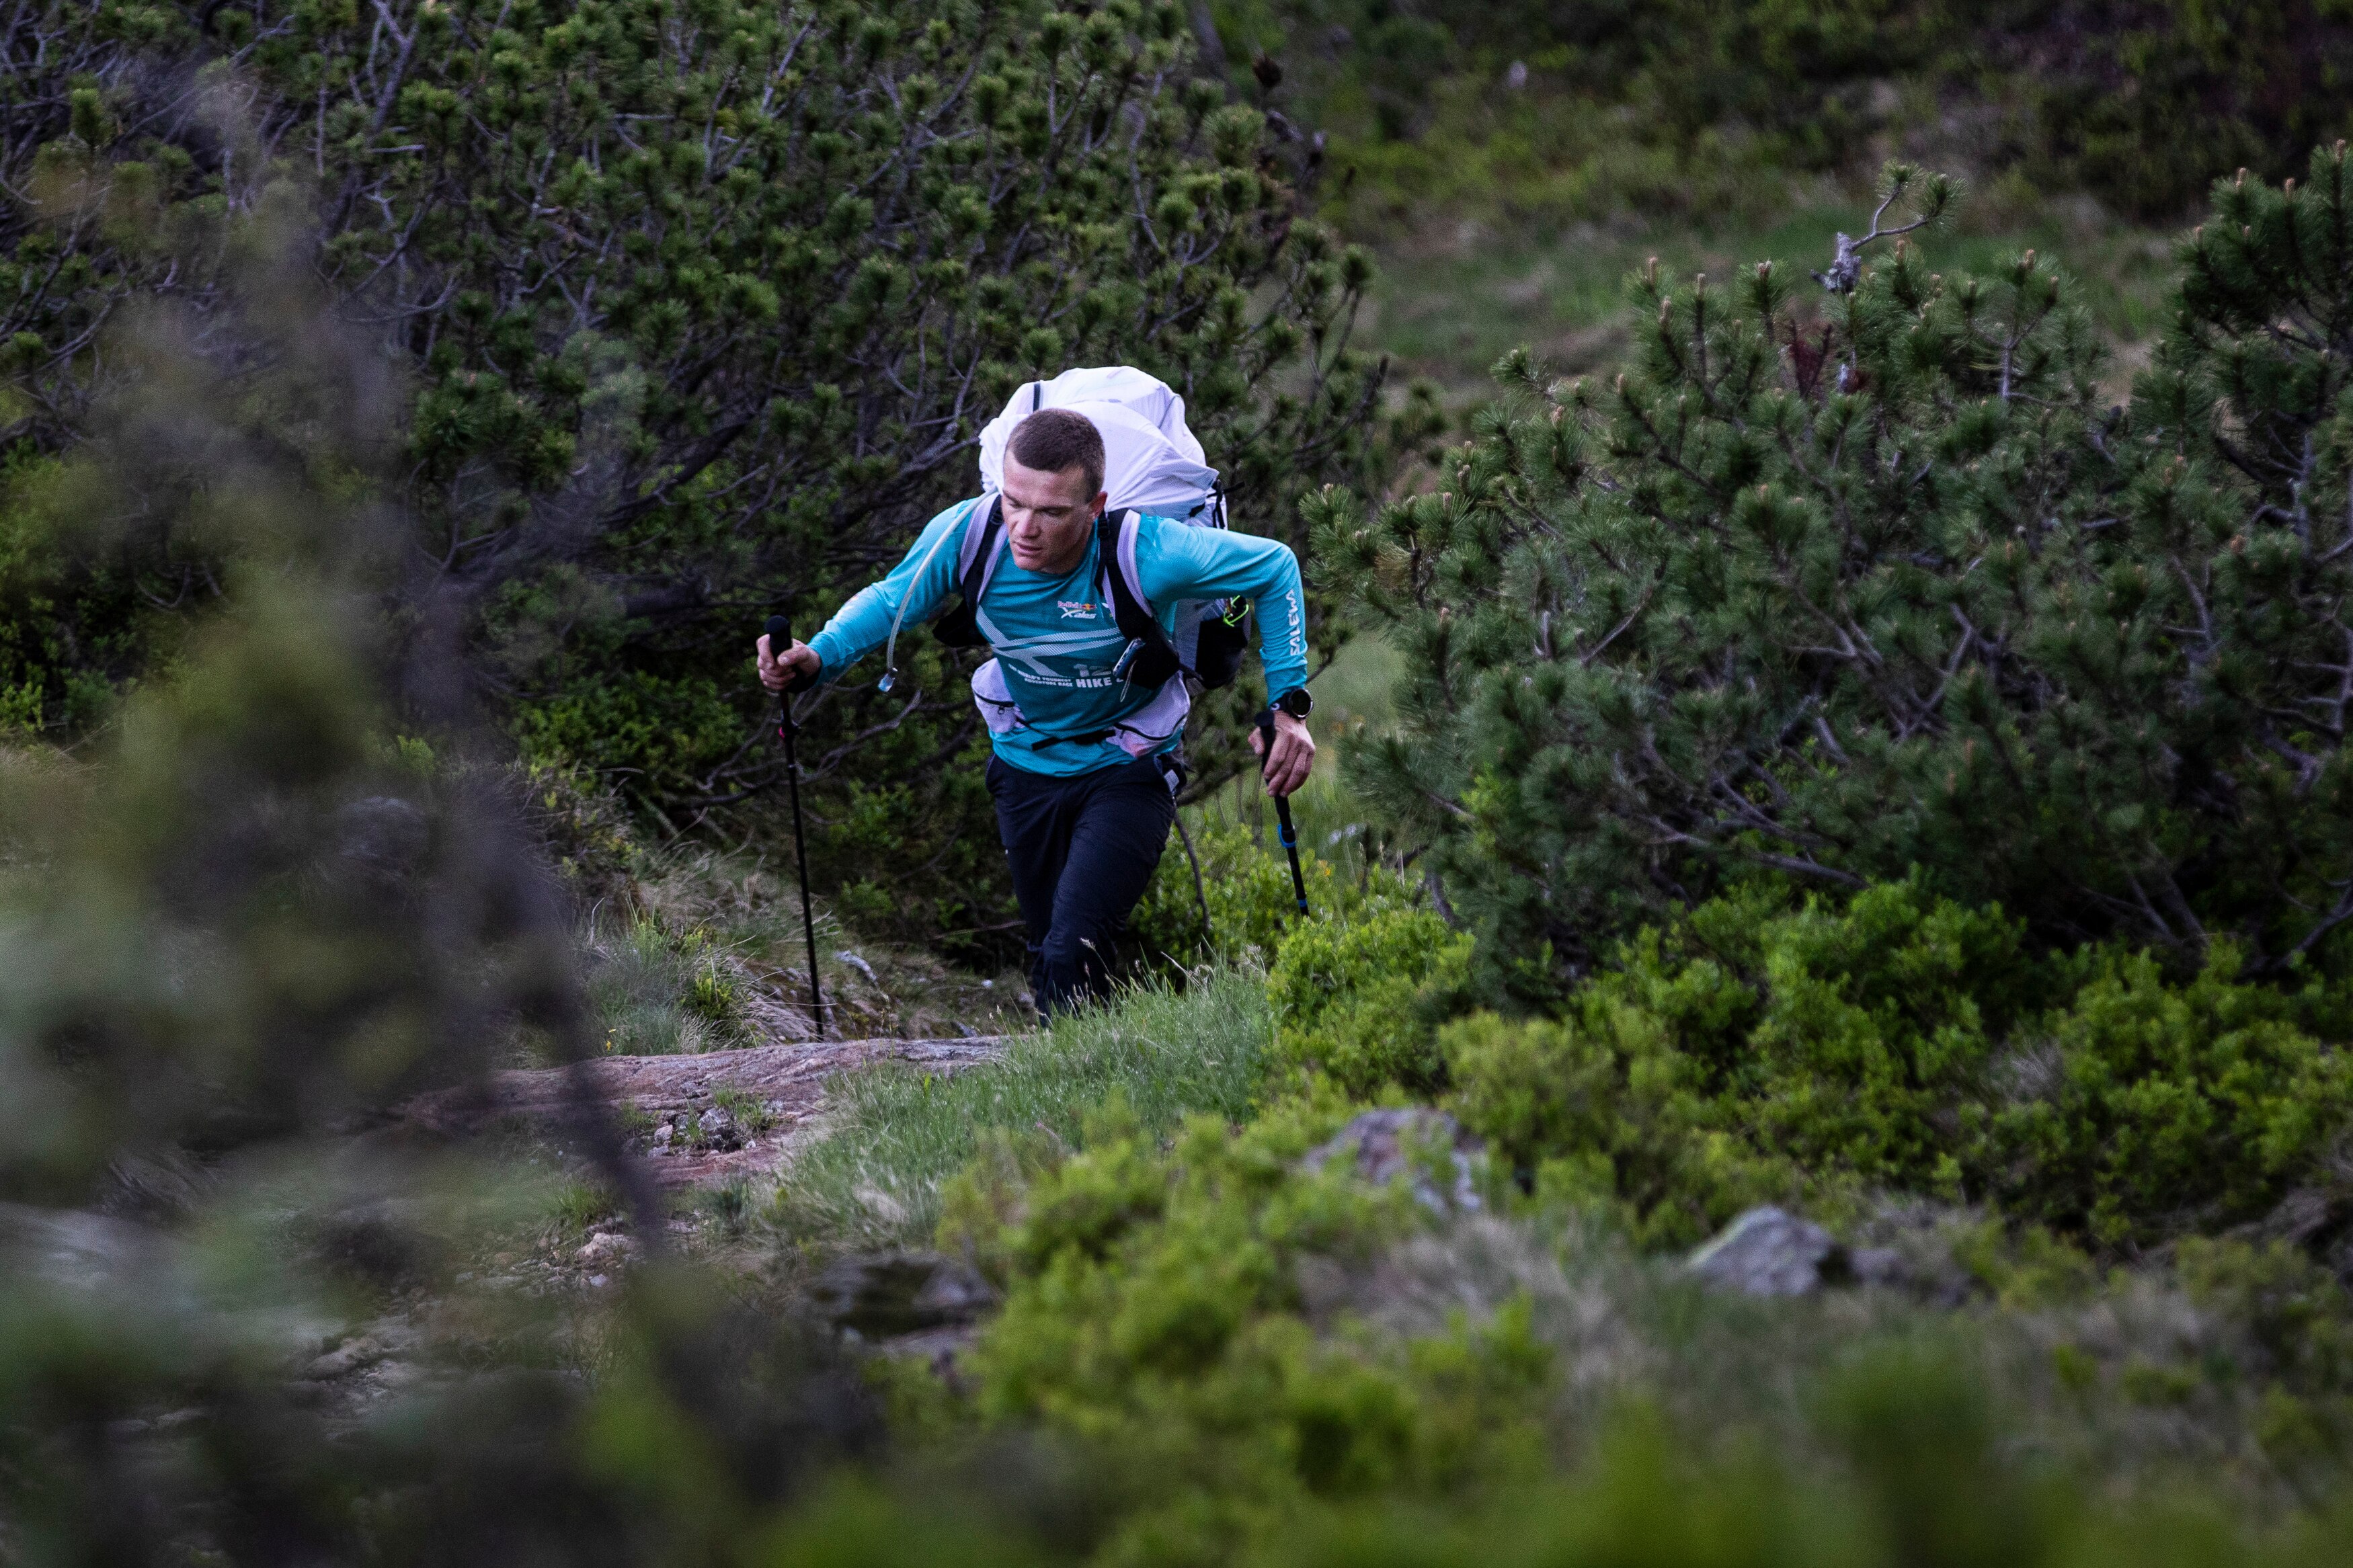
[1094,509,1188,692]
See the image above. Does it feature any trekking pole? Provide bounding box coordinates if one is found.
[1256,707,1310,921]
[765,614,826,1037]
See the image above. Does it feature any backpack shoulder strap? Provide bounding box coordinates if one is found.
[1095,509,1156,642]
[957,495,1006,604]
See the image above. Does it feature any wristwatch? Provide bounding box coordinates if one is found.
[1273,687,1313,720]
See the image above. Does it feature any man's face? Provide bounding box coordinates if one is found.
[1002,455,1105,574]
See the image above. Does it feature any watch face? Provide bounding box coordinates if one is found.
[1279,688,1312,718]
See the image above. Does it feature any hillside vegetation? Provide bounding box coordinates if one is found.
[1200,1,2350,404]
[4,4,2353,1567]
[1,0,1397,957]
[1218,0,2353,226]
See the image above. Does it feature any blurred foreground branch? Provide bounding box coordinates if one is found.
[0,172,876,1565]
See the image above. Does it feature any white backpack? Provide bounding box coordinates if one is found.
[975,366,1226,528]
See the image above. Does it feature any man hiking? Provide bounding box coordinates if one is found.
[757,405,1314,1018]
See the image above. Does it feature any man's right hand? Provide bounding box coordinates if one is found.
[757,634,821,694]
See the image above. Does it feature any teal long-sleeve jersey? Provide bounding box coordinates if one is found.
[806,498,1309,778]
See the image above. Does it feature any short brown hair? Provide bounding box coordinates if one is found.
[1006,407,1105,497]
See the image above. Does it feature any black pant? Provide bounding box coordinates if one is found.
[987,753,1176,1018]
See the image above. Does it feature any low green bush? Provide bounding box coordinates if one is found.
[2177,1239,2353,1411]
[937,1101,1552,1567]
[903,1091,2353,1566]
[1244,1415,2353,1568]
[1133,819,1425,969]
[1441,878,2353,1249]
[1268,909,1475,1098]
[1995,949,2353,1246]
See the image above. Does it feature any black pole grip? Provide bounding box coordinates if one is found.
[765,613,813,694]
[1256,708,1310,919]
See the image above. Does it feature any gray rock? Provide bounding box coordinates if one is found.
[0,1202,161,1290]
[813,1252,995,1338]
[1688,1208,1834,1296]
[1686,1206,1911,1297]
[304,1336,386,1380]
[1303,1108,1483,1214]
[576,1231,639,1268]
[303,1319,417,1380]
[696,1106,741,1151]
[99,1151,215,1221]
[877,1322,980,1387]
[1848,1245,1909,1286]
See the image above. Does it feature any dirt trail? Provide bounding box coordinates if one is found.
[399,1034,1010,1186]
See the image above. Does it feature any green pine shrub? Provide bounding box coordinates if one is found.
[510,668,744,807]
[1995,946,2353,1246]
[2178,1238,2353,1406]
[0,222,902,1568]
[940,1100,1552,1567]
[1441,1008,1798,1253]
[1316,151,2353,990]
[0,449,145,739]
[1441,878,2353,1249]
[1267,908,1474,1098]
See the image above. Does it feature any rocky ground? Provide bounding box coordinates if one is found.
[373,1033,1024,1385]
[397,1032,1012,1187]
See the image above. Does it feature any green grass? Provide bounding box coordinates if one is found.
[770,969,1272,1248]
[1364,192,2182,403]
[582,917,744,1057]
[543,1179,622,1242]
[571,842,1037,1056]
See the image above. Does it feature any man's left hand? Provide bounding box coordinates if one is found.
[1250,710,1316,798]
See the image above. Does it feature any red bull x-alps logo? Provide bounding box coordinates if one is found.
[1058,600,1098,620]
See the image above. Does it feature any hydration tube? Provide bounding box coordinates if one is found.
[877,496,986,694]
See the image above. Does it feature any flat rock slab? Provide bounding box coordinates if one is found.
[398,1036,1010,1187]
[1685,1205,1908,1298]
[1304,1107,1484,1214]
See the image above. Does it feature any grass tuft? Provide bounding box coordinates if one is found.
[770,968,1271,1248]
